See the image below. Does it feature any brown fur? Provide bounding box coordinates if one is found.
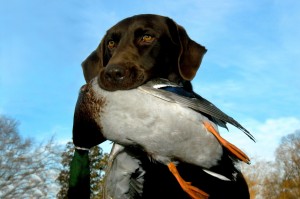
[82,14,206,91]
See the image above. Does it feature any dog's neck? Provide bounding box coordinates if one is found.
[167,73,193,92]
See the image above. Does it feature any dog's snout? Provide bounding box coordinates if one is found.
[99,63,145,90]
[104,65,127,81]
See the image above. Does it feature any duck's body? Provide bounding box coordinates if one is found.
[97,82,221,168]
[73,78,254,199]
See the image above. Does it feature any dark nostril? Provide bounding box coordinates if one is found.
[105,65,126,81]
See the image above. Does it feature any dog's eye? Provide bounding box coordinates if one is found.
[108,40,116,49]
[141,34,155,43]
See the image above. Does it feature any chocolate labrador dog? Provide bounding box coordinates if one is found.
[82,14,206,90]
[79,14,250,199]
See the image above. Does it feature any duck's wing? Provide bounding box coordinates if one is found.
[103,143,145,199]
[139,80,255,142]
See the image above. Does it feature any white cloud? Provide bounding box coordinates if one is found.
[221,117,300,161]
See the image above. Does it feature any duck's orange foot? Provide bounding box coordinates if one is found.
[203,121,250,164]
[168,162,209,199]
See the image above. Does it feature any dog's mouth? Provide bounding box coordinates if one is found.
[98,65,147,91]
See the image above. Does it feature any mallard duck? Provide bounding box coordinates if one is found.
[73,78,255,199]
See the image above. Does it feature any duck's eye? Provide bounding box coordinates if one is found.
[141,34,154,43]
[108,40,116,49]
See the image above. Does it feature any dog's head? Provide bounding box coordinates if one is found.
[82,14,207,90]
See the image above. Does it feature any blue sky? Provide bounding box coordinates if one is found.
[1,0,299,161]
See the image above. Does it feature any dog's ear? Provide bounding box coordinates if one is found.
[81,40,106,83]
[176,24,207,81]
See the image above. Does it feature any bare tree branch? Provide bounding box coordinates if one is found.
[0,115,61,198]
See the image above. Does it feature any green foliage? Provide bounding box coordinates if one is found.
[57,142,75,199]
[90,146,109,199]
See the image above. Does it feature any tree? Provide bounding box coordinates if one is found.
[0,115,61,198]
[273,130,300,198]
[57,142,75,199]
[241,158,273,199]
[57,141,108,199]
[243,130,300,199]
[90,145,109,199]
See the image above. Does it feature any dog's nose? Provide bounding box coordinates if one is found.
[104,65,127,82]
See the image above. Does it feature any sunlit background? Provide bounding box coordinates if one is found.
[1,0,300,162]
